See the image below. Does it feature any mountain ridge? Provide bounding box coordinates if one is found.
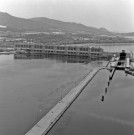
[0,11,115,35]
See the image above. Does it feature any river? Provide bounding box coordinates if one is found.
[0,54,95,135]
[48,70,134,135]
[0,44,134,135]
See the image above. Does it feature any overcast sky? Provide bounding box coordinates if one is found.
[0,0,134,32]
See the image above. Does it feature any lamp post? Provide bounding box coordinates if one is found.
[60,87,62,101]
[36,109,42,126]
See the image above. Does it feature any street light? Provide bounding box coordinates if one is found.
[36,109,43,126]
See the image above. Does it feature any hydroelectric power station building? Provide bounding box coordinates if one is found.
[14,42,103,58]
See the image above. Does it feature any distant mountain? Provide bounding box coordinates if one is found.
[30,17,109,34]
[0,11,110,34]
[0,12,52,32]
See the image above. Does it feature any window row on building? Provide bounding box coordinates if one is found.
[14,43,103,57]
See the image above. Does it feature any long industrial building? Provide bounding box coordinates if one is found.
[14,42,104,58]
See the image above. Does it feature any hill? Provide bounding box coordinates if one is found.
[0,11,110,34]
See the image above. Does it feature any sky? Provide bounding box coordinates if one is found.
[0,0,134,32]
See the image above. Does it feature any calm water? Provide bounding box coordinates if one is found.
[0,44,134,135]
[48,70,134,135]
[0,54,95,135]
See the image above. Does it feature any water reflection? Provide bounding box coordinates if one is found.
[47,70,134,135]
[0,54,95,135]
[14,54,109,64]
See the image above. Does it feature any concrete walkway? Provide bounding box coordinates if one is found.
[25,67,108,135]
